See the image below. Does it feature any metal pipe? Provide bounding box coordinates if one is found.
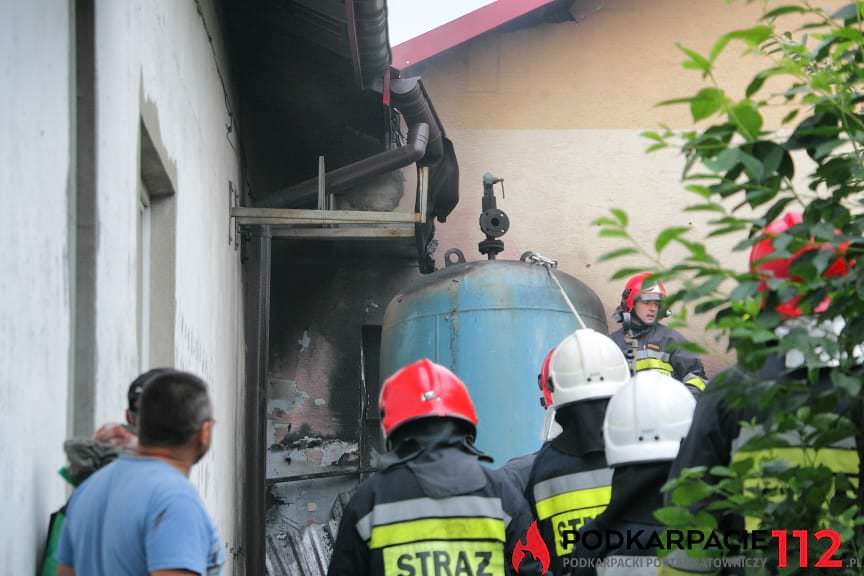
[266,468,380,484]
[256,122,429,209]
[390,77,443,165]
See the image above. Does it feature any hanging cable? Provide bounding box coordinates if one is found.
[193,0,254,198]
[521,251,587,330]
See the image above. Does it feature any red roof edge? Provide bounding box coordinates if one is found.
[392,0,555,69]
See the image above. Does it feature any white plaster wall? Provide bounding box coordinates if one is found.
[94,0,245,568]
[0,1,72,573]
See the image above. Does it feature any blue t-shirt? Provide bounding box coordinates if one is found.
[57,454,224,575]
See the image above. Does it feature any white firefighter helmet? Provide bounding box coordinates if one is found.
[603,371,696,466]
[546,329,630,409]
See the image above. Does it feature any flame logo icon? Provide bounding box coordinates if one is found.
[511,520,550,574]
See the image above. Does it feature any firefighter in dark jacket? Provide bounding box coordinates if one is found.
[566,371,696,576]
[328,358,542,576]
[659,212,860,575]
[610,272,708,394]
[518,329,631,575]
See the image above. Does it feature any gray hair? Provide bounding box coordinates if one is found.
[138,369,213,447]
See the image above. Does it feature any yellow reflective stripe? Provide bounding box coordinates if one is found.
[635,358,674,374]
[369,517,505,549]
[732,447,858,475]
[552,505,607,556]
[535,486,612,521]
[684,376,707,391]
[382,541,504,575]
[733,447,858,531]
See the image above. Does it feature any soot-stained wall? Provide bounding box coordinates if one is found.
[265,243,422,528]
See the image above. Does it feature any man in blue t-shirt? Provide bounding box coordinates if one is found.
[57,369,225,576]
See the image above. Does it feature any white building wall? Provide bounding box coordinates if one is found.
[0,1,246,572]
[0,1,73,573]
[93,0,245,569]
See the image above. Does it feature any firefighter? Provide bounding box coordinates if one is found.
[565,371,696,575]
[610,272,708,394]
[660,212,860,575]
[327,358,542,576]
[520,329,632,575]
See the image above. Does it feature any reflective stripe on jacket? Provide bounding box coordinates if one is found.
[610,324,708,393]
[328,444,540,576]
[527,442,613,573]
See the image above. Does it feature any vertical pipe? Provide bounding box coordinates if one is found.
[243,226,271,576]
[72,0,98,437]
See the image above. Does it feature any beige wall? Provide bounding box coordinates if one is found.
[414,0,839,375]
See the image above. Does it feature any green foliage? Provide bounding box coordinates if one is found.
[595,2,864,572]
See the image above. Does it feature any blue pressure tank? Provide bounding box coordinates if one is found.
[380,258,608,464]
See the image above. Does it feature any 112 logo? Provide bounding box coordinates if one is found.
[772,529,845,569]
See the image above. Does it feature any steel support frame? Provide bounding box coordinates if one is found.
[242,227,271,576]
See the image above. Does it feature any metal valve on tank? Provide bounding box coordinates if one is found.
[478,173,509,259]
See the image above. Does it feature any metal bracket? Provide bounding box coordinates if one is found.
[230,162,429,240]
[417,165,429,223]
[228,180,240,250]
[317,155,326,210]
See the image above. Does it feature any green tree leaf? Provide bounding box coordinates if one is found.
[781,109,799,125]
[657,96,694,107]
[654,506,696,527]
[709,466,736,477]
[598,228,629,239]
[597,247,639,262]
[641,130,664,142]
[591,216,618,226]
[745,66,790,97]
[729,281,759,301]
[761,5,809,20]
[677,43,712,76]
[611,267,652,281]
[710,26,773,62]
[655,226,691,253]
[729,101,763,140]
[684,202,726,213]
[831,371,862,396]
[691,88,727,122]
[611,208,629,226]
[671,481,713,506]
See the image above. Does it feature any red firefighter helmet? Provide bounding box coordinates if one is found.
[749,211,852,318]
[538,348,555,409]
[621,272,667,313]
[379,359,479,440]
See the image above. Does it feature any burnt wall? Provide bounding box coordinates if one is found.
[265,241,421,528]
